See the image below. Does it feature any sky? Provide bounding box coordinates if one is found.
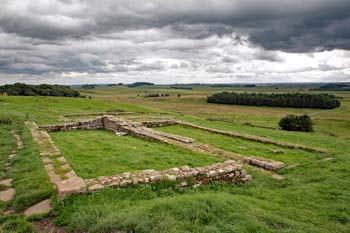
[0,0,349,85]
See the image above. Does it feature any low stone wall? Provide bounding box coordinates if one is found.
[243,157,284,171]
[141,120,178,128]
[39,118,104,132]
[85,160,252,191]
[177,121,328,153]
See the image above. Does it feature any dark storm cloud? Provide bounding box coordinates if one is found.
[0,0,349,83]
[1,0,349,51]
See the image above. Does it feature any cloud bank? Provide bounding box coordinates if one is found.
[0,0,349,84]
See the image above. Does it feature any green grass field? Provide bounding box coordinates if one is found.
[50,130,222,179]
[0,85,349,232]
[156,124,323,164]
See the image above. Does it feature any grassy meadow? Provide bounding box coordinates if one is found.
[0,84,349,232]
[50,130,222,179]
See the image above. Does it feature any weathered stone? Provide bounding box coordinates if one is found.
[56,177,87,197]
[165,174,177,181]
[24,199,52,217]
[65,170,76,179]
[180,181,188,187]
[0,179,12,187]
[48,171,61,183]
[61,164,71,170]
[44,164,54,171]
[208,170,218,177]
[42,157,52,164]
[272,174,284,180]
[271,149,283,154]
[241,174,252,182]
[56,157,68,163]
[88,184,104,191]
[0,188,15,202]
[8,154,16,160]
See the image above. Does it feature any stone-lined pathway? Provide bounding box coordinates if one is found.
[0,129,22,203]
[25,121,86,197]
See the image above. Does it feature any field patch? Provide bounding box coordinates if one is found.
[157,125,321,164]
[50,130,223,179]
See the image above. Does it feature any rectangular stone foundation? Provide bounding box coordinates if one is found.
[32,117,253,196]
[39,116,286,172]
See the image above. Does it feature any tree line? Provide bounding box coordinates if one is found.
[0,83,81,97]
[207,92,341,109]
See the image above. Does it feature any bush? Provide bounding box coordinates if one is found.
[0,116,12,125]
[279,114,313,132]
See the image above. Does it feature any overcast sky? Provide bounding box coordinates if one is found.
[0,0,349,84]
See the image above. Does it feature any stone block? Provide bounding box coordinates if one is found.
[24,199,52,217]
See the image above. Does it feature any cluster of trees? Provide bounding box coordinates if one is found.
[81,84,96,89]
[279,115,313,132]
[170,86,193,90]
[209,84,256,88]
[128,82,154,88]
[0,83,81,97]
[143,93,170,98]
[207,92,341,109]
[107,83,123,86]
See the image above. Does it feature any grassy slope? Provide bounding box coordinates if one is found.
[0,89,349,232]
[50,130,222,179]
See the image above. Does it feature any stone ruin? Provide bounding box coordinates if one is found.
[39,116,285,171]
[26,113,329,197]
[27,116,255,197]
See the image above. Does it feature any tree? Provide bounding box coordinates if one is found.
[279,114,313,132]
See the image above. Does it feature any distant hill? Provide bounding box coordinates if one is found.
[311,83,350,91]
[127,82,154,88]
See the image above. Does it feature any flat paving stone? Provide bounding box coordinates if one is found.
[24,199,52,217]
[0,178,12,187]
[42,157,52,164]
[272,174,284,180]
[8,154,16,159]
[56,177,87,197]
[57,157,68,163]
[0,188,15,202]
